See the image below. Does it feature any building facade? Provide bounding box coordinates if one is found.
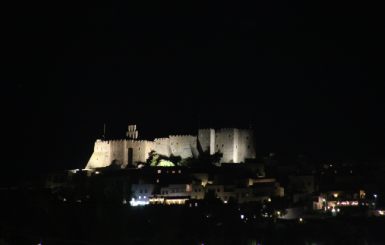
[85,125,256,169]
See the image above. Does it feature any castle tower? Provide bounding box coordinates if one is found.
[198,129,215,154]
[126,124,139,139]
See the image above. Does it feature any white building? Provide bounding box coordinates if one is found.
[86,125,256,169]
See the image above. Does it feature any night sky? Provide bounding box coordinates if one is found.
[4,1,385,173]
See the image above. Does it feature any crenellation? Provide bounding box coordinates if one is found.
[85,125,256,169]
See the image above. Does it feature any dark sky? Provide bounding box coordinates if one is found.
[4,1,385,172]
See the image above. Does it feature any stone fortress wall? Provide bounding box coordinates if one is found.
[85,125,256,169]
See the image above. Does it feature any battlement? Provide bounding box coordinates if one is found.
[154,137,170,142]
[86,125,256,169]
[169,135,195,138]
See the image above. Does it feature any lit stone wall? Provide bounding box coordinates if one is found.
[109,140,125,166]
[169,135,198,158]
[197,129,215,154]
[215,128,236,163]
[85,127,256,169]
[86,140,112,169]
[125,140,154,166]
[153,138,171,156]
[236,129,256,163]
[213,128,255,163]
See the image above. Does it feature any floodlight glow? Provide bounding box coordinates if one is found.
[129,198,149,207]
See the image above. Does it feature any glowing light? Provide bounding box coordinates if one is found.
[299,217,303,222]
[379,210,384,216]
[374,194,378,198]
[164,198,188,205]
[223,200,228,204]
[268,198,272,202]
[130,198,149,206]
[276,211,281,216]
[158,160,175,167]
[240,214,244,219]
[333,193,339,198]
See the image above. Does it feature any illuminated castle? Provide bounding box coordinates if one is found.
[85,125,256,169]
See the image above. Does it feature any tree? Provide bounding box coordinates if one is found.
[146,151,180,167]
[146,150,160,166]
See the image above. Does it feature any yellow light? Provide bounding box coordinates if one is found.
[268,198,272,202]
[333,193,339,198]
[299,217,303,222]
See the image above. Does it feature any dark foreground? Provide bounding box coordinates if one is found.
[1,189,385,245]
